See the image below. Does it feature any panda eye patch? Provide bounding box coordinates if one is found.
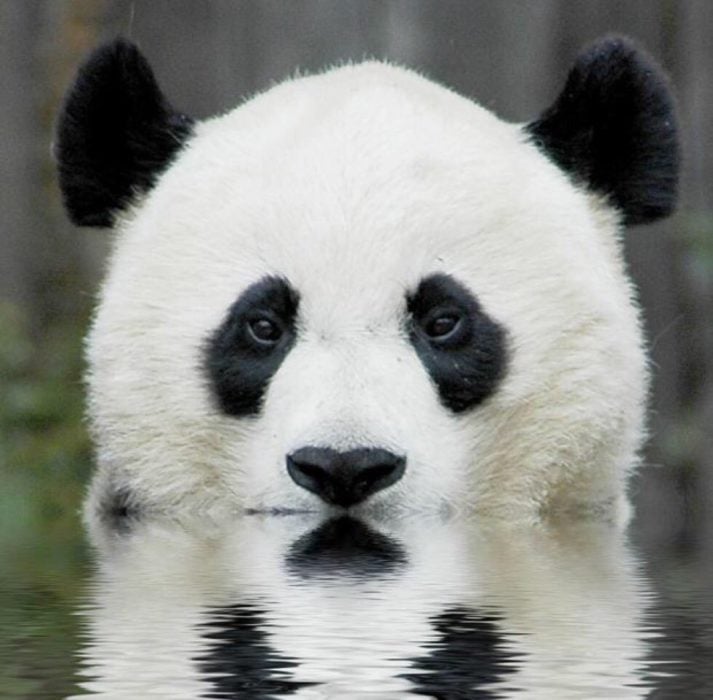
[406,273,508,413]
[205,276,299,417]
[247,315,284,346]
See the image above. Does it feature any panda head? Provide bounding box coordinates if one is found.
[57,37,678,518]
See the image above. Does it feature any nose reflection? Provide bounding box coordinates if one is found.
[286,515,407,579]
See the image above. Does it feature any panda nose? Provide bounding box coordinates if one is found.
[286,447,405,507]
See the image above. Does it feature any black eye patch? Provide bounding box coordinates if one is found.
[406,274,508,413]
[204,276,299,417]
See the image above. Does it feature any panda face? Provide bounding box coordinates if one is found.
[105,86,540,514]
[200,269,507,511]
[57,38,678,519]
[84,90,595,515]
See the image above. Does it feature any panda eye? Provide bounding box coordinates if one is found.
[423,313,462,340]
[247,316,283,345]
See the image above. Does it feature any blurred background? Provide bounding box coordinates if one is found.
[1,1,711,550]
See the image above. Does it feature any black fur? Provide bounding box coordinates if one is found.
[527,35,679,226]
[406,274,508,413]
[204,276,300,417]
[55,38,194,227]
[96,484,141,534]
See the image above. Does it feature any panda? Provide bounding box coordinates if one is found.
[56,36,679,522]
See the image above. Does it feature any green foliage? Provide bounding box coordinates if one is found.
[0,302,92,544]
[0,302,94,697]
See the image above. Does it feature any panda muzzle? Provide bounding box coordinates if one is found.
[286,447,405,508]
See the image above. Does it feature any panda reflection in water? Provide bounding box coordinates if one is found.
[56,36,678,522]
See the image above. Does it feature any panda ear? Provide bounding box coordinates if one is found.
[55,39,194,227]
[526,35,679,226]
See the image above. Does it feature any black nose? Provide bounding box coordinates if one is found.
[286,447,405,507]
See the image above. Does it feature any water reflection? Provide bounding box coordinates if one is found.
[199,604,315,698]
[67,512,663,698]
[286,515,407,579]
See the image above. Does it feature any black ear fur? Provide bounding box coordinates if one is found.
[527,35,679,226]
[55,39,194,227]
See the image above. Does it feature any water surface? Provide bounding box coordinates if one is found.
[2,510,712,698]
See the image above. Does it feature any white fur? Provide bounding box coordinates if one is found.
[86,61,647,521]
